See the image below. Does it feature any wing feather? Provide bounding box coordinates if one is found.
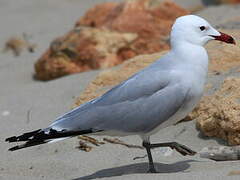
[50,54,188,133]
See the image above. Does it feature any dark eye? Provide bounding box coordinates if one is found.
[200,26,206,31]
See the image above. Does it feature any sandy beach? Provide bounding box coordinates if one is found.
[1,0,240,179]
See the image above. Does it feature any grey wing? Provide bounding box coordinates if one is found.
[49,54,186,133]
[49,66,169,126]
[50,73,189,134]
[90,82,190,133]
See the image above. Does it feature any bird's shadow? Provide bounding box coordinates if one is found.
[73,160,195,180]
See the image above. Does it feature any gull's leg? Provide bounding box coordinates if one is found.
[142,141,196,173]
[142,141,157,173]
[149,142,196,156]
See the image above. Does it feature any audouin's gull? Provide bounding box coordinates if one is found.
[6,15,235,173]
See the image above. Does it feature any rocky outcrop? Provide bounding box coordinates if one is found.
[35,28,137,80]
[34,0,188,80]
[74,29,240,145]
[195,77,240,145]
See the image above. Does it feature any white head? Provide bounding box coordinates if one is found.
[170,15,235,47]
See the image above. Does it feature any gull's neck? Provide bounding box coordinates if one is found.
[170,40,209,71]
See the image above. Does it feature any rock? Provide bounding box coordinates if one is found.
[199,146,240,161]
[195,77,240,145]
[35,27,137,80]
[3,34,36,56]
[34,0,188,80]
[74,29,240,145]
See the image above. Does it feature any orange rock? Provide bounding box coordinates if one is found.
[78,0,188,55]
[35,27,138,80]
[34,0,188,80]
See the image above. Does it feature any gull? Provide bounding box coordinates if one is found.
[6,15,235,173]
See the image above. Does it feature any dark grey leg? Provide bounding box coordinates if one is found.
[142,141,157,173]
[142,141,196,173]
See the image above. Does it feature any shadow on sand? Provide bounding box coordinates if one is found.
[73,160,196,180]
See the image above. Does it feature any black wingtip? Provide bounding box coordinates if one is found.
[5,136,18,142]
[5,129,42,143]
[6,128,101,151]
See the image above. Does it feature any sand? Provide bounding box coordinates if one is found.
[1,1,240,180]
